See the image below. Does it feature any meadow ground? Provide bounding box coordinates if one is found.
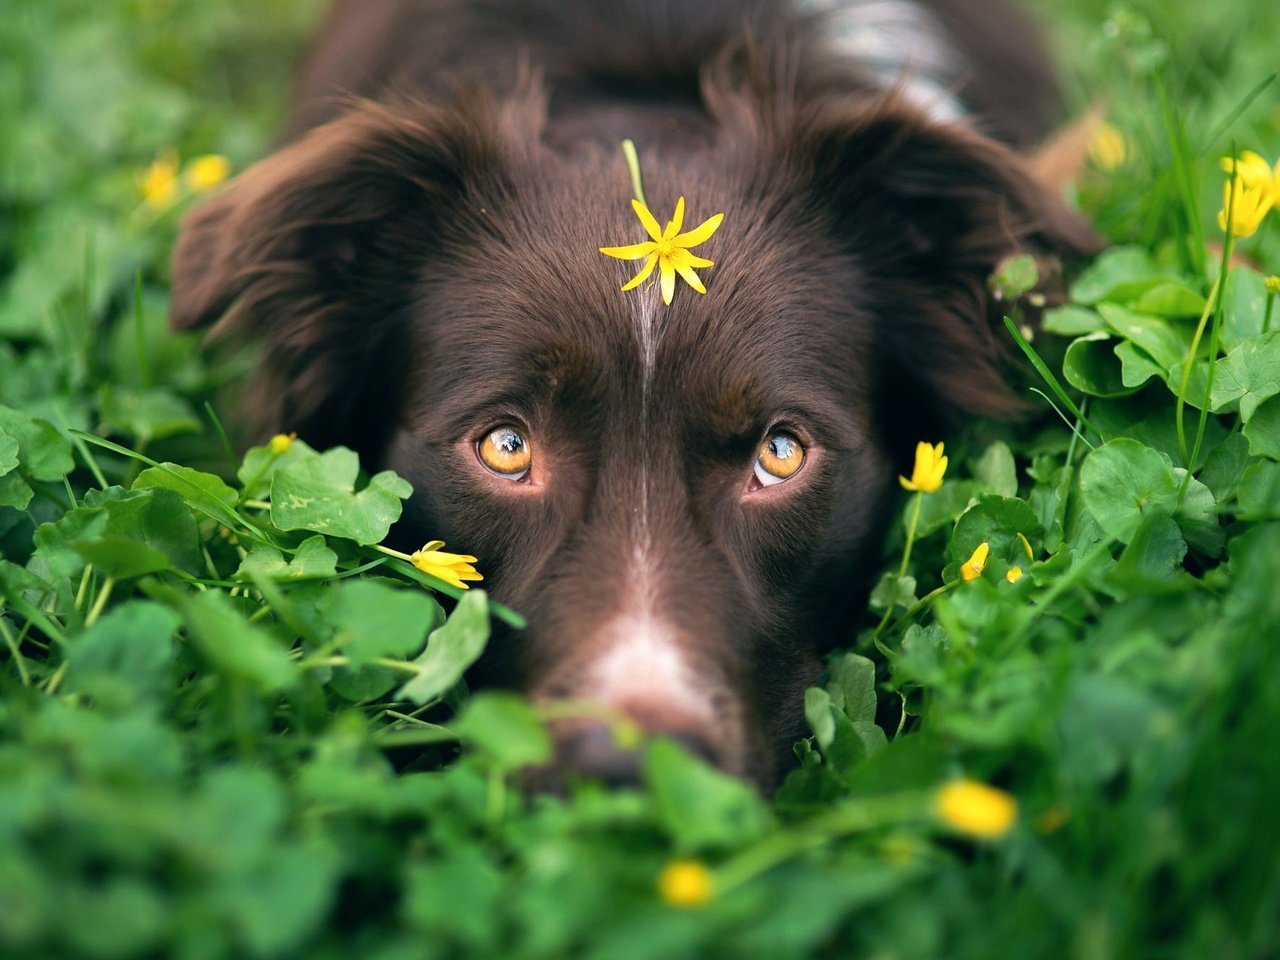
[1,1,1278,957]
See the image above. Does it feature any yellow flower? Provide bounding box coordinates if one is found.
[898,441,947,493]
[1219,150,1280,195]
[185,154,231,192]
[600,197,724,305]
[657,859,713,908]
[269,432,297,455]
[410,541,483,590]
[1006,565,1023,583]
[1088,122,1129,171]
[1218,175,1274,239]
[936,779,1018,839]
[960,542,989,582]
[1266,275,1280,296]
[139,151,179,209]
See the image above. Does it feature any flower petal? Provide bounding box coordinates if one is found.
[620,252,659,291]
[672,213,724,248]
[600,241,657,260]
[632,199,664,241]
[660,258,676,305]
[663,197,686,240]
[674,261,707,294]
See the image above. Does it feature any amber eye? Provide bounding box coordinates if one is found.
[754,431,805,486]
[477,426,532,480]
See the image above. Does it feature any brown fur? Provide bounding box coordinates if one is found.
[172,0,1099,785]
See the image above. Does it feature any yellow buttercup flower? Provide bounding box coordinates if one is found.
[1219,150,1280,195]
[936,779,1018,839]
[1218,175,1274,239]
[899,441,947,493]
[185,154,231,192]
[139,151,180,209]
[600,197,724,305]
[269,432,297,455]
[1088,122,1129,171]
[960,542,989,582]
[1006,565,1023,583]
[410,541,483,590]
[657,859,713,908]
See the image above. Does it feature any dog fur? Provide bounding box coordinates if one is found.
[171,0,1098,786]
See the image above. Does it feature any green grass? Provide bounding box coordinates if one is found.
[2,1,1279,958]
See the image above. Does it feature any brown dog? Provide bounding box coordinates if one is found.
[171,0,1097,786]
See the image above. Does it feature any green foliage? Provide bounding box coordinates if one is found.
[2,1,1280,958]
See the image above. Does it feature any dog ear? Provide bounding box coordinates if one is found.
[798,99,1101,427]
[170,100,499,452]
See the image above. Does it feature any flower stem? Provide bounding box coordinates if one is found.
[872,492,923,639]
[713,792,930,895]
[1264,291,1276,335]
[621,139,648,207]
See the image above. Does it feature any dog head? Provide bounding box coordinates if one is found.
[171,83,1096,785]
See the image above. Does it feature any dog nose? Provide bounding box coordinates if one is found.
[553,723,718,786]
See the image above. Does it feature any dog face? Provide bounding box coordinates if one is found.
[171,88,1096,785]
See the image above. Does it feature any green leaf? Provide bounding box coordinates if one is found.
[869,572,916,612]
[396,589,490,704]
[1131,281,1206,318]
[1237,461,1280,519]
[270,446,412,545]
[827,653,879,723]
[327,579,443,665]
[453,692,551,771]
[0,405,74,480]
[132,463,238,521]
[1209,330,1280,420]
[233,536,339,582]
[646,736,769,849]
[1222,265,1269,351]
[237,436,315,501]
[98,384,201,442]
[64,600,178,705]
[1068,245,1163,305]
[1244,395,1280,460]
[1063,332,1136,397]
[1043,305,1106,336]
[1097,303,1193,370]
[166,589,296,691]
[972,441,1018,497]
[1078,439,1180,543]
[70,537,173,578]
[988,253,1039,301]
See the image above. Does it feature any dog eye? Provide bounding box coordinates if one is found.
[477,426,532,480]
[754,431,805,486]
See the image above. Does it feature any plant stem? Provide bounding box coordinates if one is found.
[714,792,930,894]
[85,577,114,628]
[0,615,30,686]
[872,492,923,638]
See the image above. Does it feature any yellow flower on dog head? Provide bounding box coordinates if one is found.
[600,198,724,305]
[899,442,948,493]
[410,541,483,590]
